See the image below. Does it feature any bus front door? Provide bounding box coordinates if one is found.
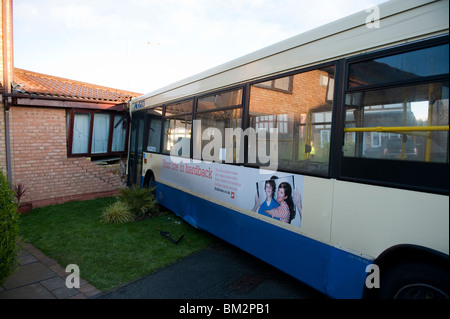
[127,112,146,186]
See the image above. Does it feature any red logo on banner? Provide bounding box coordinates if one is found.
[231,192,235,199]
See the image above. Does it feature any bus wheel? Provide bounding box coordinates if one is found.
[377,261,449,299]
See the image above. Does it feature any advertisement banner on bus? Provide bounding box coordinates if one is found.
[160,155,303,228]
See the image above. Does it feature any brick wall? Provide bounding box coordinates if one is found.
[10,106,124,207]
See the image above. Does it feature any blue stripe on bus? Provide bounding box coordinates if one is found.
[156,182,370,299]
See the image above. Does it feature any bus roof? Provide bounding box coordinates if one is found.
[131,0,449,110]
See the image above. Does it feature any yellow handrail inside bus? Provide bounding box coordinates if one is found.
[344,125,449,133]
[344,125,449,162]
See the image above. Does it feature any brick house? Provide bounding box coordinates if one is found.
[1,0,142,209]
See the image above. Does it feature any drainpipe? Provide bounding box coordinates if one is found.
[3,99,12,184]
[2,0,13,184]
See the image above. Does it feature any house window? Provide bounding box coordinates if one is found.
[68,109,129,157]
[72,112,91,154]
[92,113,110,154]
[112,115,128,152]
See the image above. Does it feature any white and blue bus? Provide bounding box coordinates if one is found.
[127,0,449,299]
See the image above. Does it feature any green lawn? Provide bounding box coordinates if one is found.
[19,197,216,292]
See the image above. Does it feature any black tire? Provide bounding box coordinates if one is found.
[374,261,449,299]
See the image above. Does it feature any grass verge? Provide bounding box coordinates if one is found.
[19,197,216,292]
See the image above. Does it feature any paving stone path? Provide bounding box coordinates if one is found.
[0,242,101,299]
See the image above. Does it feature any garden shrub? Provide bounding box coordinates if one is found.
[100,201,134,224]
[0,169,21,284]
[117,185,157,220]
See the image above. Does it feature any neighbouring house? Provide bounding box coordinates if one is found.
[1,0,142,210]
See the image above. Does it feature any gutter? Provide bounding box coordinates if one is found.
[3,91,133,105]
[4,92,129,113]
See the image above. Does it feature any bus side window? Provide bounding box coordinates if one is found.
[195,89,244,163]
[162,117,192,158]
[344,43,449,164]
[344,85,449,163]
[162,100,193,158]
[146,118,162,153]
[249,66,335,176]
[341,43,449,192]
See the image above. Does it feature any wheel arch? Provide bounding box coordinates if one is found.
[363,244,449,298]
[143,169,156,188]
[374,244,448,270]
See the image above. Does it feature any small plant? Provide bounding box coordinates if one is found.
[13,183,28,204]
[0,170,22,284]
[117,185,157,220]
[100,201,134,224]
[13,183,33,214]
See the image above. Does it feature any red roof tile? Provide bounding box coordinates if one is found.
[12,68,142,103]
